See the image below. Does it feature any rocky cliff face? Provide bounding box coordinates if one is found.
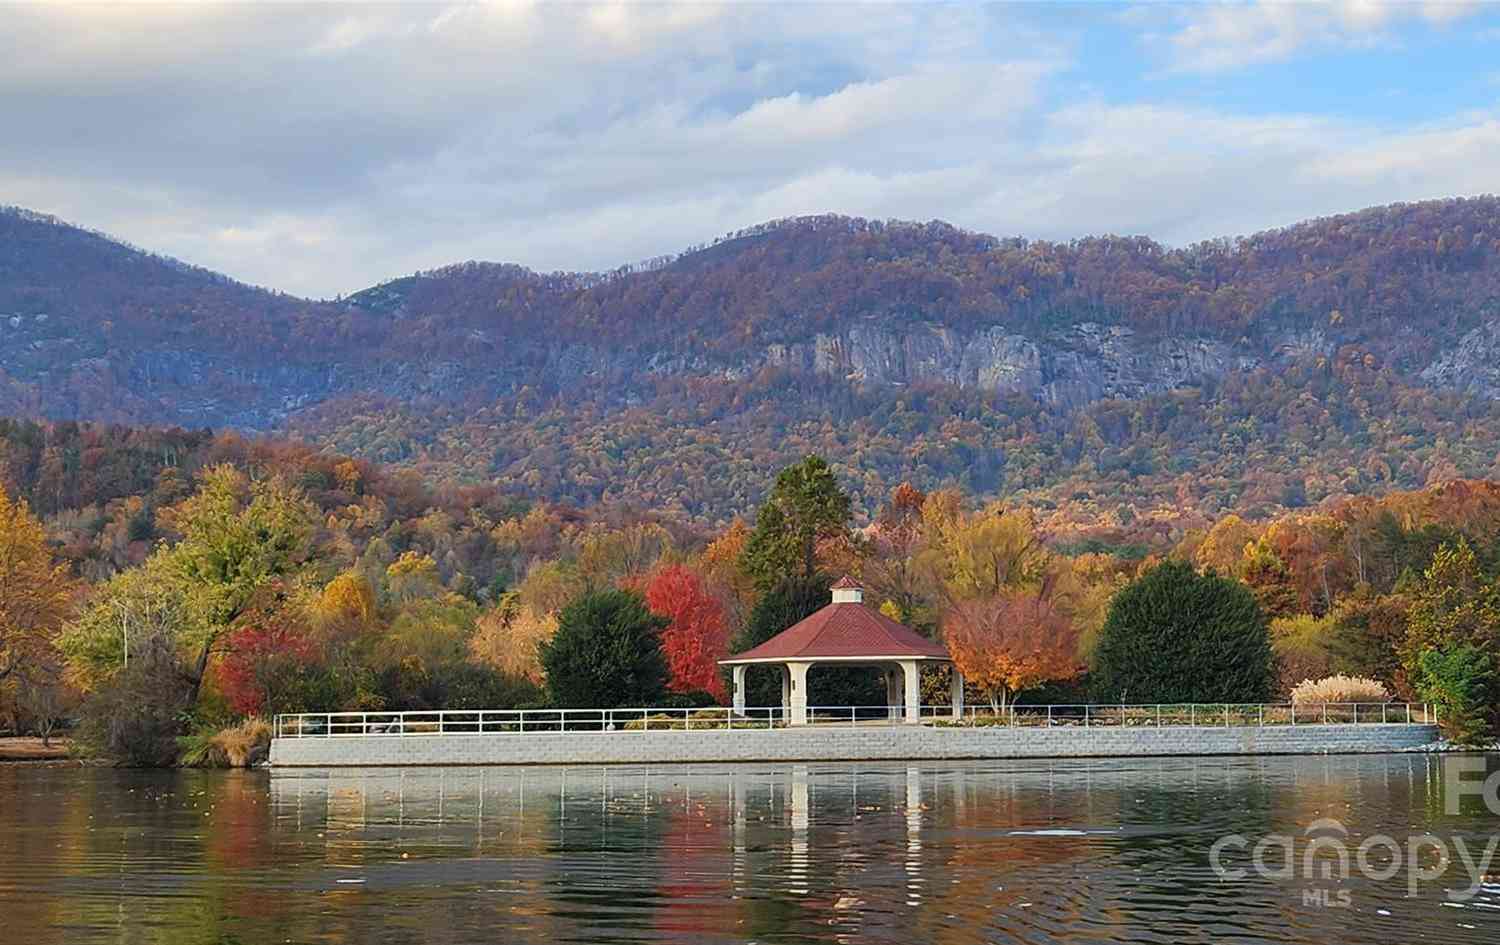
[756,320,1254,408]
[0,305,1458,430]
[1421,320,1500,399]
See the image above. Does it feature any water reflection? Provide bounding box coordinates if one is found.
[1,756,1498,944]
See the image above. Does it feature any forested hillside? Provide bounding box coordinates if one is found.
[4,422,1499,762]
[3,198,1500,523]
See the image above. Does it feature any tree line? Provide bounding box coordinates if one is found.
[3,440,1497,764]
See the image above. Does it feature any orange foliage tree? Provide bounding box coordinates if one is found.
[0,485,75,682]
[944,580,1083,712]
[645,564,729,702]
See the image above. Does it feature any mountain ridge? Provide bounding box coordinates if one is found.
[4,197,1500,524]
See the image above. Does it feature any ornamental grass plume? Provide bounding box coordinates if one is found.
[1289,675,1390,706]
[179,717,272,768]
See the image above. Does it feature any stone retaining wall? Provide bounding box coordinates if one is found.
[269,723,1438,767]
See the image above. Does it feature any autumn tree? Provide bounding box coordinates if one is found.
[944,577,1083,711]
[515,559,585,616]
[161,466,316,700]
[741,456,851,590]
[385,550,442,602]
[0,485,74,683]
[61,466,314,702]
[920,502,1047,603]
[577,522,674,587]
[469,595,557,685]
[1326,584,1409,691]
[1403,539,1500,660]
[862,482,930,625]
[645,564,730,702]
[213,583,321,716]
[1193,513,1255,576]
[1269,613,1340,697]
[314,570,378,639]
[1240,538,1299,620]
[59,558,196,690]
[699,517,756,630]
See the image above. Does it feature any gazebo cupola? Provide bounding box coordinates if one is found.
[719,576,963,726]
[830,575,863,603]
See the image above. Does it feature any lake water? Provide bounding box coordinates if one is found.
[2,755,1499,943]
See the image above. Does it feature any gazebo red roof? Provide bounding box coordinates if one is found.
[721,598,949,663]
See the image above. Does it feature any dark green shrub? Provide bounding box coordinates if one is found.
[541,589,669,708]
[431,663,542,709]
[659,690,720,709]
[1092,560,1274,704]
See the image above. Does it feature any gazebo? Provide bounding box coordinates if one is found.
[719,577,963,725]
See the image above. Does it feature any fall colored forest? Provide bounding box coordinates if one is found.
[2,419,1497,762]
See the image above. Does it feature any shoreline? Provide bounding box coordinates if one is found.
[0,737,73,763]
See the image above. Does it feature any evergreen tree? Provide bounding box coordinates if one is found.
[541,589,669,708]
[1092,561,1273,703]
[741,456,851,590]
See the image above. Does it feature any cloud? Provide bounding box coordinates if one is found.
[1000,105,1500,246]
[0,1,1496,298]
[1151,0,1485,73]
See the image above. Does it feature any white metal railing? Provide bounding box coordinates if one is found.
[936,702,1436,728]
[273,702,1437,738]
[273,706,790,738]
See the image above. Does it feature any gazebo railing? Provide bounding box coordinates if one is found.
[274,703,1436,738]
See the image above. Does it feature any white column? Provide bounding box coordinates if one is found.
[732,665,747,715]
[789,662,811,726]
[779,665,791,722]
[885,668,902,721]
[900,659,921,724]
[950,665,964,721]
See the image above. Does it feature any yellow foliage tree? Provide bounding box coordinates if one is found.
[919,501,1047,602]
[0,486,75,681]
[469,597,558,685]
[315,570,377,631]
[698,518,756,627]
[385,551,441,602]
[1194,514,1256,577]
[516,559,584,616]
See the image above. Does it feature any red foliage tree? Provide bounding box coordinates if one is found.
[644,565,729,702]
[213,589,318,716]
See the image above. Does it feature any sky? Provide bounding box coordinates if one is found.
[3,0,1499,298]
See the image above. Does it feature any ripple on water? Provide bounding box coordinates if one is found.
[2,756,1499,943]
